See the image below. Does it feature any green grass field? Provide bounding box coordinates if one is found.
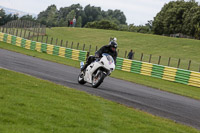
[33,27,200,71]
[0,68,200,133]
[2,27,200,71]
[1,42,200,100]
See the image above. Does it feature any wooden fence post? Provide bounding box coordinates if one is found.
[89,45,91,54]
[41,35,44,42]
[124,50,127,58]
[140,53,143,61]
[177,58,181,68]
[60,40,63,46]
[158,56,161,65]
[46,36,48,43]
[50,37,53,44]
[24,29,27,38]
[28,32,31,39]
[149,54,152,63]
[37,33,39,41]
[12,29,15,36]
[55,38,58,45]
[188,60,191,70]
[77,43,79,49]
[95,46,98,52]
[16,29,19,36]
[83,44,85,51]
[132,52,135,60]
[66,41,68,48]
[20,28,23,37]
[199,64,200,72]
[71,42,73,49]
[5,27,8,33]
[168,57,171,66]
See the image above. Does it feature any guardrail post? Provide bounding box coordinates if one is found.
[140,53,143,61]
[168,57,171,66]
[177,58,181,68]
[188,60,191,70]
[149,54,152,63]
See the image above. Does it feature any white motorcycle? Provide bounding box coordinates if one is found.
[78,53,115,88]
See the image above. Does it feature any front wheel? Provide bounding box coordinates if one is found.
[92,71,106,88]
[78,72,86,84]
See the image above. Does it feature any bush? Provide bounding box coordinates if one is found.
[85,20,118,30]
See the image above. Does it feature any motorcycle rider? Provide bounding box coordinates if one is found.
[81,38,118,72]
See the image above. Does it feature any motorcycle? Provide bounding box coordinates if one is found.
[78,53,115,88]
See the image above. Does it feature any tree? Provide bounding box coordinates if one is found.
[76,16,82,27]
[0,9,6,25]
[20,15,36,21]
[66,10,76,22]
[37,4,58,27]
[152,0,200,38]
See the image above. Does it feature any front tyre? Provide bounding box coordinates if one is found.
[92,71,106,88]
[78,72,86,84]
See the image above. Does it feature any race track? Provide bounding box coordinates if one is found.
[0,48,200,129]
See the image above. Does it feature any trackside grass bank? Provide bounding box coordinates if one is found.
[0,42,200,100]
[43,27,200,71]
[0,68,200,133]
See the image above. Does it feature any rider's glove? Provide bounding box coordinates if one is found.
[95,54,99,58]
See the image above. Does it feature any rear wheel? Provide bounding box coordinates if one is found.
[92,71,106,88]
[78,72,86,84]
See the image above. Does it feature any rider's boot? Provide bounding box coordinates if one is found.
[81,63,88,74]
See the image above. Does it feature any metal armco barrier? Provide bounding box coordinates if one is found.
[0,32,199,88]
[0,32,87,62]
[116,57,200,88]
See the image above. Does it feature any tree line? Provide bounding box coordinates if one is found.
[0,0,200,39]
[153,0,200,39]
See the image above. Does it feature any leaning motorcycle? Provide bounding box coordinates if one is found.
[78,53,115,88]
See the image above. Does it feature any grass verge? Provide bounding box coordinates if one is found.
[43,27,200,71]
[0,68,200,133]
[0,41,200,100]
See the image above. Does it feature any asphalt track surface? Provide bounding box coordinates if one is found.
[0,48,200,129]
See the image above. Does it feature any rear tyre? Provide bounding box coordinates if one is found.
[78,72,86,84]
[92,71,106,88]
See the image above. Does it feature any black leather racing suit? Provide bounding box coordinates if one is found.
[81,45,117,71]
